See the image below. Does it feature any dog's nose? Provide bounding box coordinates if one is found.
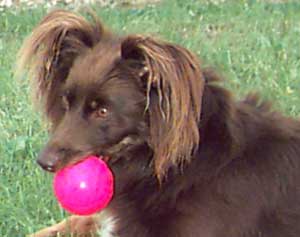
[37,158,56,172]
[37,151,60,172]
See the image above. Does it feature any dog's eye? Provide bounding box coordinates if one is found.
[97,108,109,118]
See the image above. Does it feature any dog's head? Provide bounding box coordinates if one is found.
[17,10,204,180]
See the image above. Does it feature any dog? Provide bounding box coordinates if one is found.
[18,9,300,237]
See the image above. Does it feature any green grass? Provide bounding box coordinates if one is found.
[1,0,300,235]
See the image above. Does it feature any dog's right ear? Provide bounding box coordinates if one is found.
[121,36,204,181]
[17,10,105,124]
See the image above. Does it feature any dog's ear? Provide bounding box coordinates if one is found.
[17,10,105,124]
[121,36,205,180]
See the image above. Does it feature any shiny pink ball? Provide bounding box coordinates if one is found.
[53,156,114,215]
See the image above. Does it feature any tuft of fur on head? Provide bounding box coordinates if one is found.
[16,9,106,124]
[121,36,205,179]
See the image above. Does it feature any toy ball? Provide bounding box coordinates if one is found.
[53,156,114,215]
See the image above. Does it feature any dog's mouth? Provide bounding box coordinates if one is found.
[38,135,143,173]
[37,149,111,173]
[59,153,113,173]
[66,153,111,167]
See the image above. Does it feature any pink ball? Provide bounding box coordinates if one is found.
[53,156,114,215]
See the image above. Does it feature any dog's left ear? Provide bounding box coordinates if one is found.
[121,35,205,180]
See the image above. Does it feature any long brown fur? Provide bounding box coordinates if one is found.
[121,36,204,178]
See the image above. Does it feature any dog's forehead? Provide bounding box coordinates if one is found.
[67,39,121,88]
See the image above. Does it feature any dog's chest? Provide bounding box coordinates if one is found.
[96,209,118,237]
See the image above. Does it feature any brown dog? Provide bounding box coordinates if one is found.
[19,9,300,237]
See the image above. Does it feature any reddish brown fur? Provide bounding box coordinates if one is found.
[18,10,300,237]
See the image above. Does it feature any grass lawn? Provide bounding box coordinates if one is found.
[1,0,300,235]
